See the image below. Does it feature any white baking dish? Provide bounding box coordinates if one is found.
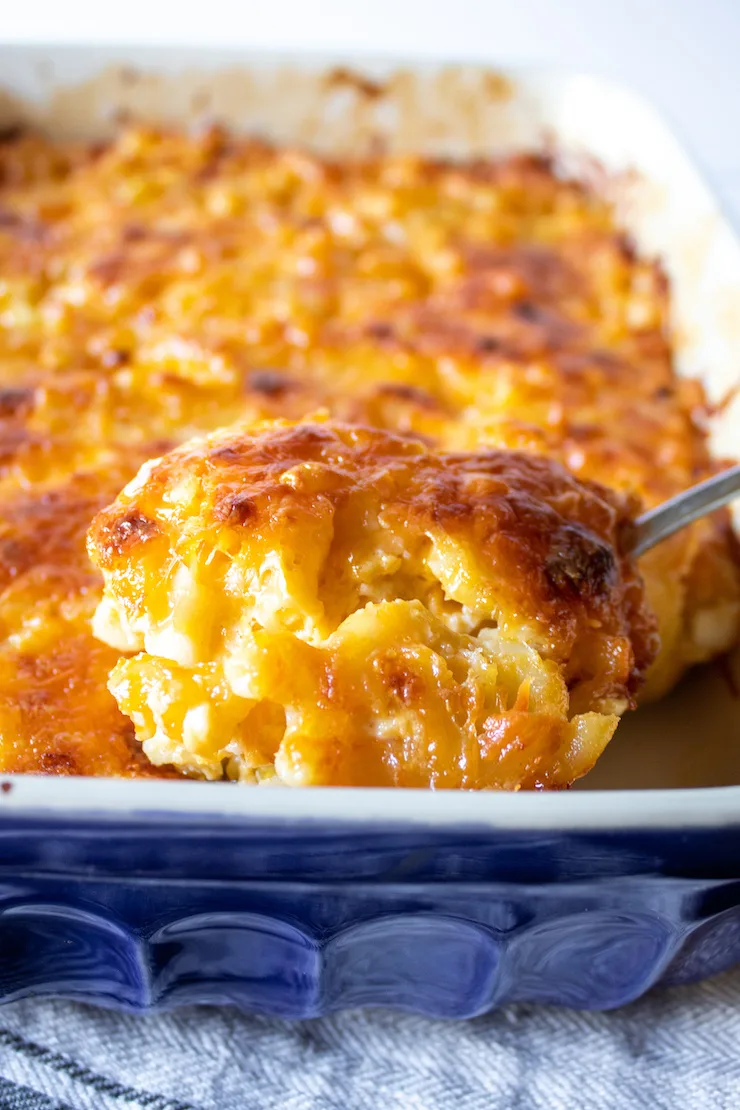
[0,45,738,812]
[0,47,739,1015]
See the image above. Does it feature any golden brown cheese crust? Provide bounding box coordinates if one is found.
[88,419,658,788]
[0,463,174,775]
[0,125,737,780]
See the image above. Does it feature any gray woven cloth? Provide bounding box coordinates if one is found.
[0,970,739,1110]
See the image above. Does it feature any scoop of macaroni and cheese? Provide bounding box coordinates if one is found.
[88,418,658,789]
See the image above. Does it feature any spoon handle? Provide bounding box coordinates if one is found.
[631,462,740,557]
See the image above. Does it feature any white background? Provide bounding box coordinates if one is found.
[1,0,739,214]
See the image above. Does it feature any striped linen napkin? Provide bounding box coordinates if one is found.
[0,967,739,1109]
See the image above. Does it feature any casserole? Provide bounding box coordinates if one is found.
[0,45,738,1013]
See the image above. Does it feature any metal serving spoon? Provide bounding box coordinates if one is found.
[631,462,740,557]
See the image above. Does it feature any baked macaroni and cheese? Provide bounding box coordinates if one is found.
[0,125,737,785]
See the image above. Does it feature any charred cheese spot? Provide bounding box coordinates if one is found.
[100,512,160,560]
[0,388,34,418]
[213,492,258,525]
[247,369,293,396]
[544,530,617,599]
